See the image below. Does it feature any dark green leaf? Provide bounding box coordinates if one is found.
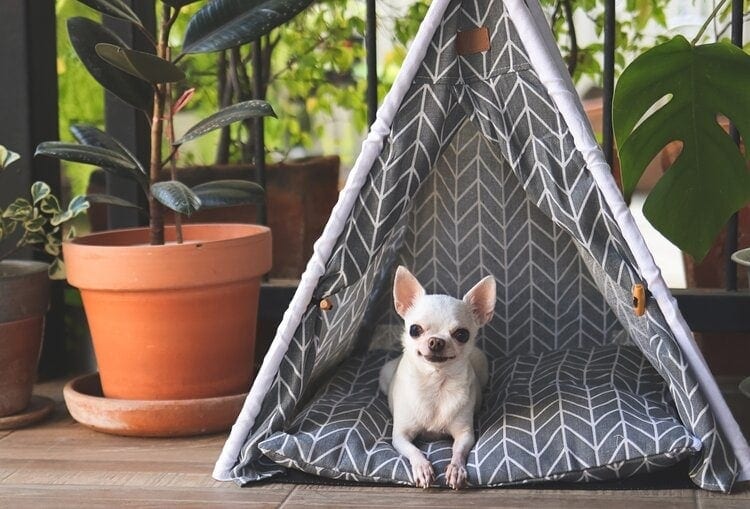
[2,199,32,220]
[71,124,148,175]
[51,196,91,227]
[67,17,152,111]
[95,43,185,84]
[24,215,47,233]
[192,179,265,208]
[182,0,315,54]
[35,141,149,191]
[86,193,142,209]
[48,258,66,280]
[174,100,276,145]
[151,181,201,216]
[39,195,62,215]
[613,36,750,261]
[75,0,143,27]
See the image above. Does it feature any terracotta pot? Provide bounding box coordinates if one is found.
[0,260,50,416]
[63,224,271,400]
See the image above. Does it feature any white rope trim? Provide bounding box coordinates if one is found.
[213,0,455,481]
[504,0,750,481]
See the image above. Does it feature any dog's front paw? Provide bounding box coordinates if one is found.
[411,458,435,489]
[445,462,467,490]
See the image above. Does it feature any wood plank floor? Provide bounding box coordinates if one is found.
[0,380,748,508]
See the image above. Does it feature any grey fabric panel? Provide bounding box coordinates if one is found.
[414,0,531,83]
[258,346,699,486]
[229,307,319,483]
[317,82,466,295]
[577,248,739,491]
[371,120,625,358]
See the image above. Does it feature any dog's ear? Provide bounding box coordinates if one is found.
[463,275,496,326]
[393,266,425,318]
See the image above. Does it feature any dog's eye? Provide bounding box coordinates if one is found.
[409,324,423,338]
[452,328,470,343]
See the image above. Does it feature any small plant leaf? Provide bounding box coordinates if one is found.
[151,181,201,216]
[39,195,62,215]
[2,199,32,220]
[24,215,47,233]
[95,43,185,84]
[613,36,750,261]
[51,195,91,227]
[0,145,20,169]
[71,124,147,175]
[48,258,66,280]
[30,182,52,205]
[35,141,149,190]
[174,100,276,146]
[67,17,152,111]
[86,193,142,209]
[75,0,144,27]
[192,180,265,208]
[182,0,316,54]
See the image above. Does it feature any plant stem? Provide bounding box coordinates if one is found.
[148,4,173,245]
[164,61,183,245]
[692,0,730,45]
[561,0,578,76]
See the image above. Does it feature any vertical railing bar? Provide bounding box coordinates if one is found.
[253,39,267,226]
[724,0,743,291]
[366,0,377,127]
[601,0,616,168]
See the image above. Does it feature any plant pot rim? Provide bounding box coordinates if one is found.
[0,261,50,323]
[63,223,272,291]
[0,260,49,280]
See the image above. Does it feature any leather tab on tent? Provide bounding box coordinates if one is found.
[319,298,334,311]
[632,284,646,316]
[456,26,490,55]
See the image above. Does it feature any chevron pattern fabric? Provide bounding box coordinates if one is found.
[222,0,738,491]
[259,346,700,486]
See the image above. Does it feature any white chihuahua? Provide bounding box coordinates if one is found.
[379,266,495,490]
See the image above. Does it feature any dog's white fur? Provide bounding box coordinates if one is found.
[379,266,495,489]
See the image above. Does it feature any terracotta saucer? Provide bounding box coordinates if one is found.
[63,373,247,438]
[0,395,55,430]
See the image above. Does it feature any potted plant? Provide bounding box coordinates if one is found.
[35,0,314,409]
[612,1,750,377]
[0,145,87,425]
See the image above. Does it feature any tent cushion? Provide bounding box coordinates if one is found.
[258,345,700,486]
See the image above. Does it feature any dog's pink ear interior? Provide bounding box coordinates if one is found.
[463,275,496,326]
[393,266,425,318]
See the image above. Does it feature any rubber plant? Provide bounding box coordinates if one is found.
[613,0,750,262]
[36,0,315,245]
[0,146,87,278]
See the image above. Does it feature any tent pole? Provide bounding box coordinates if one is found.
[601,0,615,169]
[366,0,377,127]
[724,0,742,291]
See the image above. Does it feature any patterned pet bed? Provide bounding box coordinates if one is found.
[258,345,700,487]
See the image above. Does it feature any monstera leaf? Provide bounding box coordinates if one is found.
[182,0,315,54]
[613,36,750,261]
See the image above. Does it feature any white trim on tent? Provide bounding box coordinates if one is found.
[212,0,456,481]
[503,0,750,481]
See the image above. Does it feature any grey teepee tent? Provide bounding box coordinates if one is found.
[214,0,750,492]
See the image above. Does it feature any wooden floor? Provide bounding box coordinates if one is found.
[1,380,749,508]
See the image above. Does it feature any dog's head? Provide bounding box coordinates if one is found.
[393,266,496,366]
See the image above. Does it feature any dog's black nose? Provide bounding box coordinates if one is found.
[428,337,445,352]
